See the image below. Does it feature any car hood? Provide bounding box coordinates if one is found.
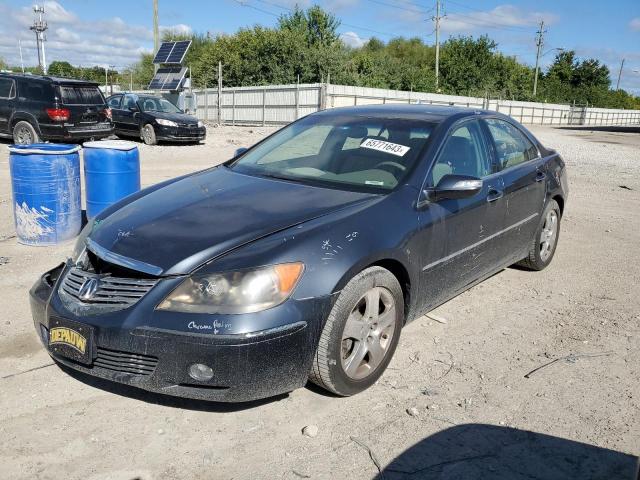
[87,167,375,276]
[150,111,198,124]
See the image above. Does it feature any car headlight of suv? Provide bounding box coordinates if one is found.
[156,119,178,127]
[197,120,205,128]
[157,263,304,314]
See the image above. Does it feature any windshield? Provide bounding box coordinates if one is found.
[139,97,181,113]
[230,114,435,192]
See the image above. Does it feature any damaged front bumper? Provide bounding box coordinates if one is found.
[30,263,332,402]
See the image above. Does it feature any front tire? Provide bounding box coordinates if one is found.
[13,121,40,145]
[518,199,561,271]
[309,266,403,396]
[141,124,157,145]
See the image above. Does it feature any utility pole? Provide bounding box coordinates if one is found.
[533,20,545,97]
[18,40,25,73]
[433,0,442,92]
[30,5,48,74]
[153,0,159,73]
[616,58,625,90]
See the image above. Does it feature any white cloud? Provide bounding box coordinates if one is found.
[160,24,193,36]
[441,5,559,34]
[0,1,191,69]
[340,31,367,48]
[630,18,640,31]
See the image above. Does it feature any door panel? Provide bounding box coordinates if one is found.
[483,118,547,259]
[415,120,507,314]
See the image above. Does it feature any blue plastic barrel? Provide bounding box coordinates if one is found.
[83,140,141,219]
[8,143,82,246]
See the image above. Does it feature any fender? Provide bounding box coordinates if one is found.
[10,111,42,136]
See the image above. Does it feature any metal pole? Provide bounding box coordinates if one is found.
[262,88,266,127]
[18,40,25,73]
[434,0,441,92]
[533,20,545,96]
[153,0,159,74]
[616,58,625,90]
[217,61,222,125]
[295,76,300,120]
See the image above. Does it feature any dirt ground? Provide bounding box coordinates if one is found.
[0,125,638,480]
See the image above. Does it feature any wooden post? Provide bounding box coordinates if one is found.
[232,89,236,126]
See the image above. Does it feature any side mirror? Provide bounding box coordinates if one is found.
[234,147,248,157]
[425,174,483,202]
[128,106,139,112]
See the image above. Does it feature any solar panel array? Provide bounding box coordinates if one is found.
[152,41,192,64]
[147,67,188,91]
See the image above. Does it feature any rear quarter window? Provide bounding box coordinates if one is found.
[0,78,15,99]
[59,86,105,105]
[18,80,55,102]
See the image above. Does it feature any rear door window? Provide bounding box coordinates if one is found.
[19,80,54,102]
[0,78,15,99]
[59,86,105,105]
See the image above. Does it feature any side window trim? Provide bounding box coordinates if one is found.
[484,116,542,172]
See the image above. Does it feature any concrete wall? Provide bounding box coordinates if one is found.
[191,83,640,127]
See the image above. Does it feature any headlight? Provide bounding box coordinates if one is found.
[197,120,205,128]
[156,119,178,127]
[157,263,304,314]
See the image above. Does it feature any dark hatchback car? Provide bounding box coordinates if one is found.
[0,73,113,144]
[106,93,205,145]
[30,105,567,402]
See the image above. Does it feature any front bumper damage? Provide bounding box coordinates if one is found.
[30,263,332,402]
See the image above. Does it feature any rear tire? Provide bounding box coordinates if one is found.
[309,266,403,396]
[141,124,157,145]
[12,121,40,145]
[517,199,561,271]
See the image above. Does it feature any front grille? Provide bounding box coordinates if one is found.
[59,266,158,311]
[94,347,158,376]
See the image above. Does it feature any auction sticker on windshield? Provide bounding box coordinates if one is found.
[360,138,410,157]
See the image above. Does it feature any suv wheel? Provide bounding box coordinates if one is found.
[141,124,157,145]
[309,266,403,396]
[13,121,40,145]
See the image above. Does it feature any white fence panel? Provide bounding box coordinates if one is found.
[191,83,640,127]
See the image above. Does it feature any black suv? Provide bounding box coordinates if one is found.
[0,73,113,144]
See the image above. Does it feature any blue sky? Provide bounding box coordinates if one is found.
[1,0,639,92]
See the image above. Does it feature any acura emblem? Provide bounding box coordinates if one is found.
[78,278,100,301]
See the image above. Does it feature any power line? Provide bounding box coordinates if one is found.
[249,0,401,38]
[444,10,534,32]
[365,0,433,15]
[445,0,537,25]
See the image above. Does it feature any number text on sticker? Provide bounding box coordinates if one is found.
[360,138,410,157]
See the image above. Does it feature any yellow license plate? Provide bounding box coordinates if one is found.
[49,327,87,354]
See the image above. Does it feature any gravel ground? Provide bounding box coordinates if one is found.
[0,125,638,480]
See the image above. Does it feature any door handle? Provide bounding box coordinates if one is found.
[535,171,547,182]
[486,188,503,203]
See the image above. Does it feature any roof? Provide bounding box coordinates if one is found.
[0,72,99,86]
[314,103,488,122]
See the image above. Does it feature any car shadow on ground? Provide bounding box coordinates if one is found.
[376,423,639,480]
[55,361,290,413]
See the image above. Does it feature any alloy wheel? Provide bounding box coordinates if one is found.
[539,210,558,261]
[341,286,396,380]
[15,126,33,145]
